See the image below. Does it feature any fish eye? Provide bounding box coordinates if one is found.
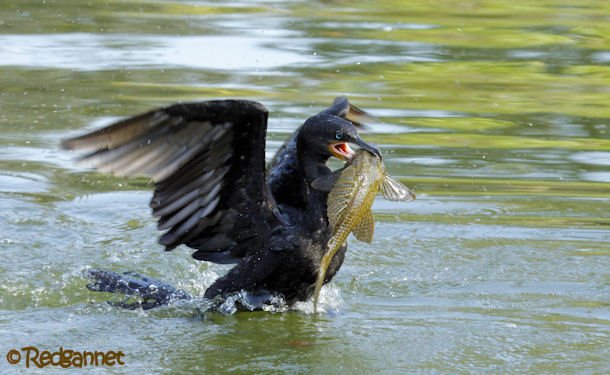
[335,130,344,140]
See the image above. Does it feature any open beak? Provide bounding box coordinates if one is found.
[328,139,381,161]
[328,142,355,161]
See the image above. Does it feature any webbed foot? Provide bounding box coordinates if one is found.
[86,269,191,310]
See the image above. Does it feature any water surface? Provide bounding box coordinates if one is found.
[1,0,609,373]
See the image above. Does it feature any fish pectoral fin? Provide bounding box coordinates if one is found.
[352,210,375,243]
[311,170,343,192]
[381,174,416,202]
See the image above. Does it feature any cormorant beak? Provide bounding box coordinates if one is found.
[354,138,382,160]
[328,139,381,161]
[328,142,355,161]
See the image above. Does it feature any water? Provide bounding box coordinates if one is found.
[1,0,609,373]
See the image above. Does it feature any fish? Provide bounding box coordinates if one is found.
[311,149,416,312]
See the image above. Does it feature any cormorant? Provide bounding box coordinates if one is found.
[62,96,381,310]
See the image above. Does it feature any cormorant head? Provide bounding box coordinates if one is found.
[298,113,381,162]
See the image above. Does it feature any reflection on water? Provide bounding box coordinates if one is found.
[0,33,315,71]
[1,0,609,373]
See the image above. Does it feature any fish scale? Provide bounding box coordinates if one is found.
[327,176,380,250]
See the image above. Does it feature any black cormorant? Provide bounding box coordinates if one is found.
[62,97,380,310]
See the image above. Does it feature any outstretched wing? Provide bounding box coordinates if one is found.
[63,100,278,264]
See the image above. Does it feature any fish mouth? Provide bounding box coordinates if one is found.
[328,142,355,161]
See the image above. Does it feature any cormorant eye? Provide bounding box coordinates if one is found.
[335,130,344,140]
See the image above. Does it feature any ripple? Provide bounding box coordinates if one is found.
[570,151,610,166]
[0,172,48,193]
[319,21,437,31]
[395,157,456,166]
[58,191,150,224]
[580,171,610,183]
[0,33,317,71]
[372,108,463,118]
[592,51,610,63]
[0,146,71,168]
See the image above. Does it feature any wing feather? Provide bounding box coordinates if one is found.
[324,96,376,127]
[63,100,277,262]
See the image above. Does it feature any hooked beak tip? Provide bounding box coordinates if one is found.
[357,140,382,160]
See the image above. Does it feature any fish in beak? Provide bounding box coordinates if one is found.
[328,138,381,161]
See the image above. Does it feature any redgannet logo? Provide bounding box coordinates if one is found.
[6,347,125,369]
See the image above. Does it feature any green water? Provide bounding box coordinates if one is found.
[1,0,609,373]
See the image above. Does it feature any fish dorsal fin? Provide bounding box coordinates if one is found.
[380,174,416,202]
[311,169,343,192]
[327,164,359,230]
[352,209,375,243]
